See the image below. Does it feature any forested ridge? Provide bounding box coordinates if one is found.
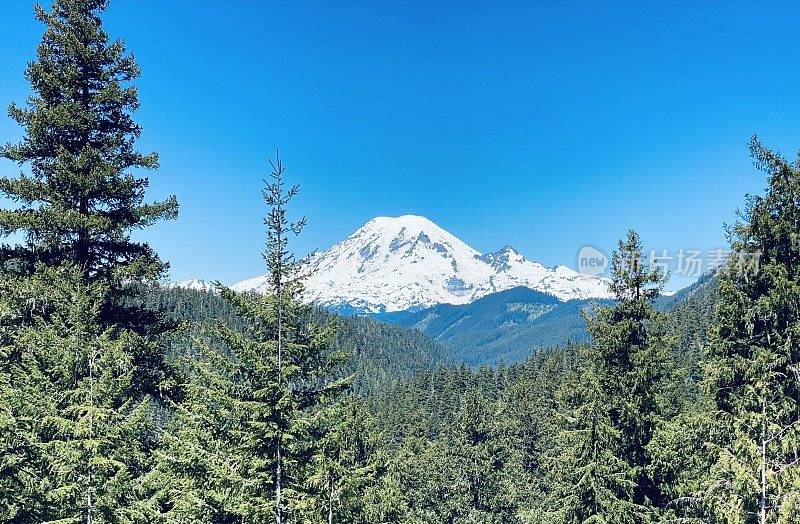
[140,286,451,396]
[1,1,799,523]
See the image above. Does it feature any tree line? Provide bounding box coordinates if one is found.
[1,1,799,523]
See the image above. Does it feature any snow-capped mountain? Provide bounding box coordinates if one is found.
[230,215,611,313]
[167,278,216,293]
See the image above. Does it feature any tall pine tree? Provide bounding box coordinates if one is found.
[0,1,177,521]
[588,231,670,510]
[544,231,669,522]
[155,155,349,523]
[0,0,177,289]
[702,137,800,523]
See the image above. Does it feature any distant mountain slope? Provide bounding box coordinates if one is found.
[380,286,613,366]
[138,286,449,394]
[379,275,719,367]
[158,275,718,372]
[656,271,718,312]
[230,215,611,313]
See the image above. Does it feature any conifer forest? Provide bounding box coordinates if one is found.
[0,1,799,523]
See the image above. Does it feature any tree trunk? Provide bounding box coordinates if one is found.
[275,221,284,524]
[328,473,334,524]
[761,398,767,524]
[275,440,282,524]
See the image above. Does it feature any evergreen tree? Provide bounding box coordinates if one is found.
[0,278,39,522]
[702,137,800,523]
[308,397,383,524]
[381,377,522,523]
[543,231,669,522]
[510,346,578,520]
[449,388,520,523]
[536,360,645,524]
[647,408,715,522]
[587,231,670,509]
[0,2,176,521]
[1,263,162,523]
[0,0,178,289]
[156,155,349,523]
[149,334,250,522]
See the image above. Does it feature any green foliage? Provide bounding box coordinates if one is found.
[662,272,719,404]
[700,138,800,523]
[381,382,523,523]
[584,231,671,506]
[154,157,350,523]
[536,231,671,522]
[307,397,385,524]
[136,285,450,396]
[154,289,345,521]
[537,362,645,524]
[3,3,798,523]
[0,264,165,523]
[0,0,177,287]
[0,2,176,522]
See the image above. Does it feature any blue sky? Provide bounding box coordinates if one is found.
[2,1,799,290]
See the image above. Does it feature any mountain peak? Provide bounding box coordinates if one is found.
[476,245,526,272]
[366,214,438,228]
[233,215,612,312]
[348,215,478,261]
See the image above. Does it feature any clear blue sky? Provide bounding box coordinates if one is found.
[2,1,799,291]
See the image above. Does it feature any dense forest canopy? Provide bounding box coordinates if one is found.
[0,1,798,523]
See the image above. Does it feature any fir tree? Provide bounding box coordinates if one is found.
[449,388,520,522]
[0,2,176,521]
[586,231,670,509]
[0,284,39,522]
[0,0,178,288]
[510,346,579,521]
[1,263,162,523]
[538,360,645,524]
[307,397,383,524]
[702,137,800,523]
[543,231,669,522]
[156,155,349,523]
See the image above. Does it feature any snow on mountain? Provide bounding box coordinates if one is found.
[167,278,216,293]
[231,215,612,313]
